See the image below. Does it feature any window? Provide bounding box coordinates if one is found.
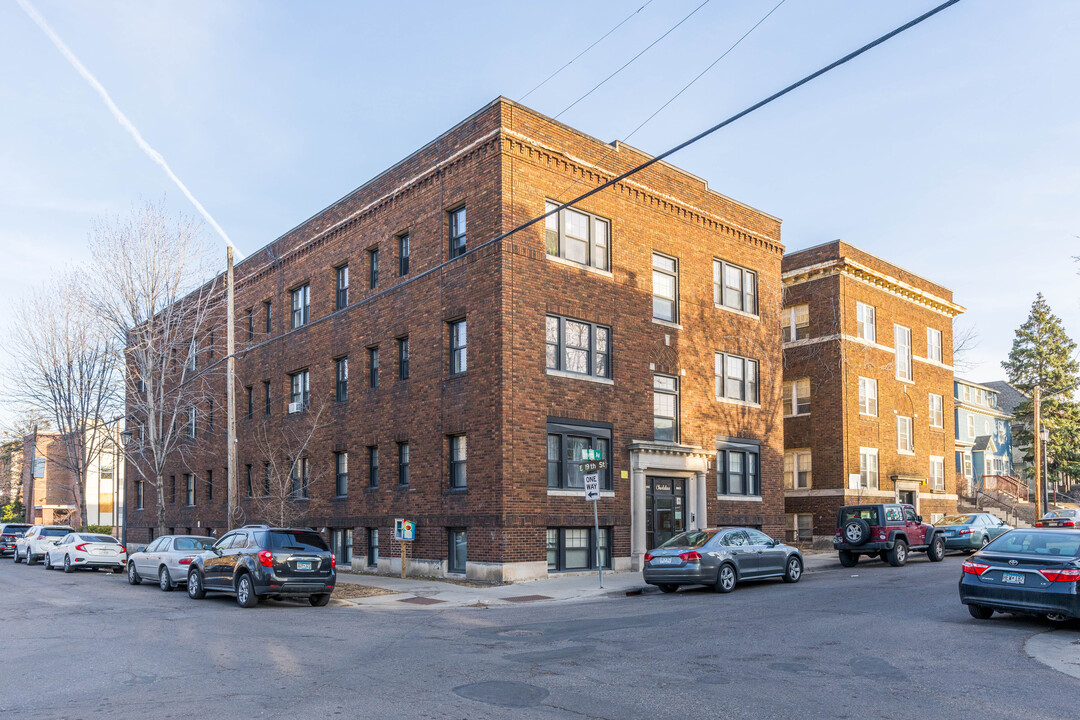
[246,309,254,341]
[448,529,467,573]
[245,464,253,497]
[783,450,812,489]
[449,319,467,374]
[209,329,215,360]
[930,456,945,492]
[207,469,213,502]
[651,253,678,323]
[859,448,879,489]
[290,284,310,329]
[367,528,379,567]
[895,324,912,381]
[184,473,195,506]
[398,442,409,487]
[545,315,610,379]
[783,378,810,416]
[713,259,757,314]
[929,393,944,428]
[786,514,814,543]
[398,337,409,380]
[963,453,973,478]
[653,374,679,442]
[927,327,943,363]
[399,233,410,275]
[857,302,876,342]
[245,386,253,419]
[546,527,611,571]
[449,435,467,489]
[334,451,348,497]
[170,475,176,503]
[544,200,610,271]
[546,420,612,490]
[335,357,349,402]
[369,248,379,289]
[858,377,878,416]
[781,304,809,342]
[335,265,349,310]
[329,528,353,566]
[263,462,271,496]
[717,439,761,496]
[264,381,271,415]
[368,446,378,489]
[264,300,272,334]
[207,399,214,430]
[135,481,144,509]
[897,416,913,453]
[449,206,467,258]
[289,370,309,412]
[368,347,379,388]
[967,414,975,439]
[290,457,309,499]
[186,408,197,439]
[984,419,991,435]
[714,353,759,404]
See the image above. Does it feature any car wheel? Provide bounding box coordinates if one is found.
[187,569,206,599]
[128,562,141,585]
[887,540,908,567]
[43,553,52,570]
[783,556,803,583]
[309,594,331,607]
[657,584,678,594]
[1046,613,1069,623]
[236,574,257,608]
[63,555,74,573]
[927,537,945,562]
[838,550,858,567]
[714,564,737,594]
[159,567,173,592]
[968,604,993,620]
[27,551,37,566]
[13,548,21,563]
[979,535,990,549]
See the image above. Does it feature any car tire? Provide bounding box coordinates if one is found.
[783,555,803,583]
[187,569,206,599]
[927,537,945,562]
[236,573,257,608]
[714,564,737,594]
[128,562,142,585]
[159,567,173,592]
[43,553,52,570]
[13,548,22,563]
[1046,613,1069,623]
[657,584,678,594]
[842,518,871,546]
[63,555,74,573]
[27,551,37,566]
[309,594,331,607]
[968,604,993,620]
[979,535,990,549]
[838,550,858,567]
[887,540,908,567]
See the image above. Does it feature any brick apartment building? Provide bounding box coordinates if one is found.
[19,428,124,530]
[128,97,786,582]
[781,241,964,547]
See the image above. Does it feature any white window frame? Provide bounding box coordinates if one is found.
[786,513,814,543]
[781,304,809,342]
[783,449,812,489]
[858,448,879,489]
[782,378,810,417]
[897,416,914,454]
[856,302,876,342]
[927,327,943,363]
[651,253,678,323]
[895,324,912,381]
[928,393,944,428]
[929,456,945,492]
[858,377,878,416]
[963,453,973,479]
[966,414,975,439]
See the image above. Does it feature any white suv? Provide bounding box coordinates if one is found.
[15,525,75,565]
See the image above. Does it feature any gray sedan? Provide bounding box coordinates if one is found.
[643,527,803,594]
[127,535,216,591]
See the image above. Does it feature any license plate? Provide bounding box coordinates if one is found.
[944,531,955,537]
[652,557,678,565]
[296,561,313,571]
[1002,572,1025,585]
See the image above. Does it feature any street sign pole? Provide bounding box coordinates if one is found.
[593,494,602,588]
[582,453,603,588]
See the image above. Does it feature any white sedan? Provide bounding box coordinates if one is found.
[44,533,127,573]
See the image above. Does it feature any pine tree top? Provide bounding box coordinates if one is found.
[1002,293,1079,395]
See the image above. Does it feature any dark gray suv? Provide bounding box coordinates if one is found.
[186,526,336,608]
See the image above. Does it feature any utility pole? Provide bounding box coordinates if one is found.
[1033,385,1042,519]
[226,246,238,530]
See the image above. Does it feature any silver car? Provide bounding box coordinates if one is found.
[643,527,803,594]
[127,535,216,591]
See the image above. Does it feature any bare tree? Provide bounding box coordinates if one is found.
[953,321,981,374]
[6,273,121,528]
[84,201,224,535]
[248,400,330,528]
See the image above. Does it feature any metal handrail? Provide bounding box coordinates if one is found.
[983,474,1029,502]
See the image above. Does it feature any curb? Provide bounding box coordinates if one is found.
[1025,629,1080,680]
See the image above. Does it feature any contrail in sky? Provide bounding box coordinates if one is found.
[16,0,242,258]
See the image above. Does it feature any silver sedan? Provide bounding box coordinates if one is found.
[643,527,803,594]
[126,535,216,591]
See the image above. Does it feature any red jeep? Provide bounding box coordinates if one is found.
[833,503,945,567]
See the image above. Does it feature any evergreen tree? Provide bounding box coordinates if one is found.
[1002,294,1080,480]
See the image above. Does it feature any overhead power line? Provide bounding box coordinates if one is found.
[625,0,788,142]
[520,0,656,102]
[554,0,713,120]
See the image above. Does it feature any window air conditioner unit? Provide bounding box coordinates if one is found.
[288,402,302,414]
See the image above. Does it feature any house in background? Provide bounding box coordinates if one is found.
[953,379,1014,495]
[981,380,1030,481]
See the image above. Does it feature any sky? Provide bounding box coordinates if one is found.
[1,0,1078,425]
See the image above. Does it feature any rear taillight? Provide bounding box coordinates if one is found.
[179,557,193,565]
[331,553,336,570]
[1063,521,1075,527]
[679,551,702,562]
[75,543,89,552]
[258,550,273,568]
[644,553,654,562]
[958,529,973,535]
[962,559,991,575]
[118,546,126,554]
[1038,568,1080,583]
[1035,522,1044,527]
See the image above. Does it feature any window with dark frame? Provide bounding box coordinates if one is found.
[546,419,612,491]
[449,319,467,374]
[398,442,409,486]
[714,352,760,404]
[184,473,195,506]
[368,446,378,489]
[264,381,271,415]
[449,206,466,258]
[245,464,253,497]
[449,434,466,489]
[207,399,214,430]
[652,253,678,323]
[209,329,215,359]
[653,375,679,442]
[398,337,409,380]
[289,370,310,411]
[544,200,610,271]
[247,308,254,341]
[368,347,379,388]
[264,300,272,334]
[136,481,144,509]
[291,284,310,328]
[335,357,349,402]
[546,527,611,572]
[448,528,467,573]
[336,265,349,310]
[399,233,410,275]
[170,475,176,503]
[207,469,213,502]
[263,462,271,496]
[545,315,610,379]
[246,386,253,419]
[290,457,309,499]
[369,248,378,289]
[186,407,197,439]
[335,451,348,497]
[717,439,761,497]
[367,528,378,567]
[713,259,758,315]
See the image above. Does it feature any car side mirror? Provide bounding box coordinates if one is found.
[134,546,146,553]
[212,546,223,556]
[770,539,780,547]
[915,515,923,523]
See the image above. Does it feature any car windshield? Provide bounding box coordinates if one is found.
[41,528,71,537]
[985,531,1080,557]
[936,515,975,526]
[174,537,215,551]
[659,530,716,549]
[258,531,329,552]
[841,507,880,525]
[81,535,118,544]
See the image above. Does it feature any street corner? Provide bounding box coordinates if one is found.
[1025,628,1080,680]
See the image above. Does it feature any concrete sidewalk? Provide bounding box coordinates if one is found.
[333,552,840,609]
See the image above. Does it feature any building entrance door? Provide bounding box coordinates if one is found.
[646,477,685,550]
[898,490,916,506]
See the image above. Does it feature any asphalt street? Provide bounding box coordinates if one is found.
[1,553,1076,719]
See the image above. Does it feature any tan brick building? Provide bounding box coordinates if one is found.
[781,241,964,547]
[128,98,786,582]
[21,431,79,526]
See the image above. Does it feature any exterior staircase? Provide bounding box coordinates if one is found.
[957,492,1034,528]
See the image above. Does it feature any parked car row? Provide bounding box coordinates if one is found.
[5,523,126,573]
